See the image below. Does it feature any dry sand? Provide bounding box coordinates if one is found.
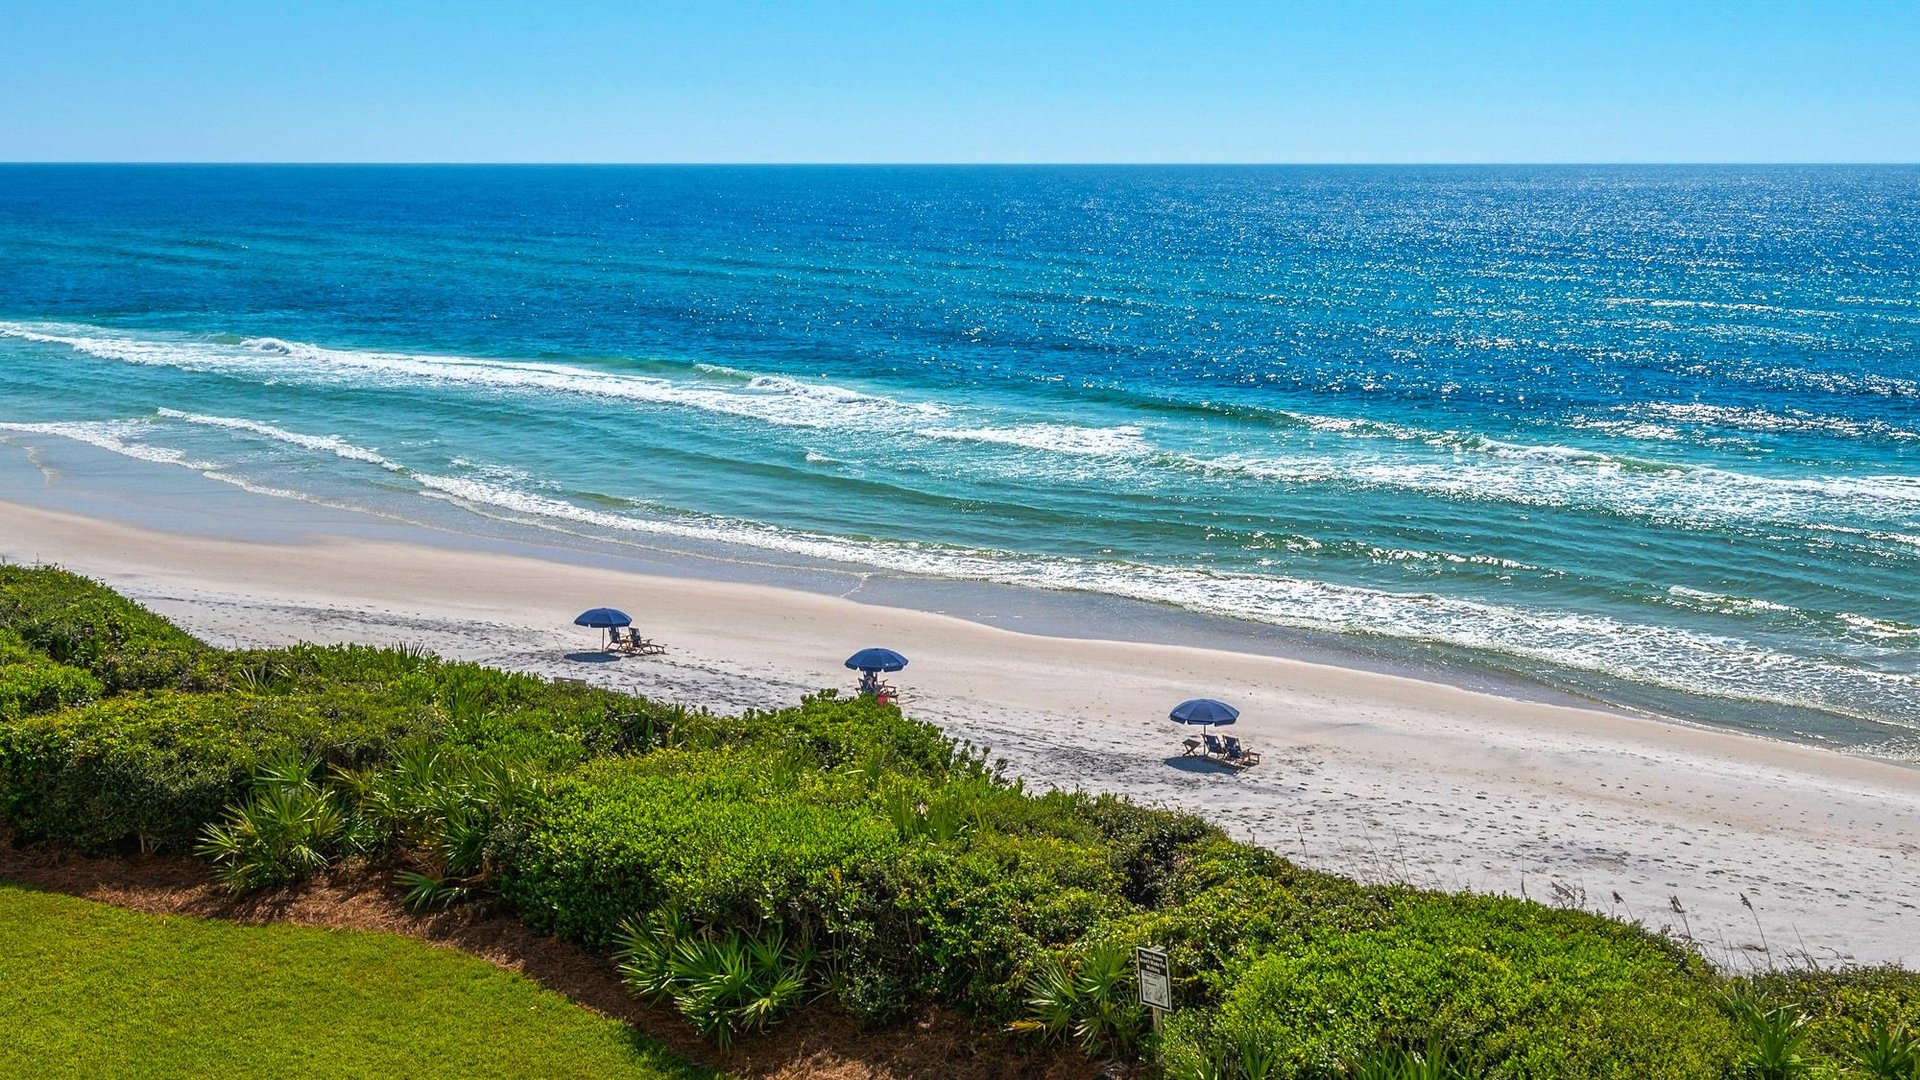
[3,499,1916,968]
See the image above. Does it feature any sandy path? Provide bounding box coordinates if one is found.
[4,500,1917,967]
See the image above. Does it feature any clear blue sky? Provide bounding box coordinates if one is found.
[4,1,1916,163]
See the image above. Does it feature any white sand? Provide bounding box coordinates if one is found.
[4,500,1916,968]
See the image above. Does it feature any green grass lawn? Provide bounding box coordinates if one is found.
[0,883,718,1079]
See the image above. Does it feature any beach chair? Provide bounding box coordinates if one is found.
[633,636,666,656]
[1203,733,1226,757]
[1222,736,1260,767]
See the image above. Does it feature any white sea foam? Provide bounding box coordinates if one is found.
[1666,585,1796,615]
[916,423,1149,457]
[1,322,947,431]
[0,418,371,509]
[1835,612,1920,641]
[0,419,202,469]
[1367,547,1535,571]
[14,322,1911,538]
[156,409,407,471]
[1195,448,1920,538]
[1274,410,1694,467]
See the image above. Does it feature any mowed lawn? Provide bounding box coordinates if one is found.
[0,883,718,1079]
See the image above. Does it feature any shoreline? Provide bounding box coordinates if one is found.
[4,496,1918,967]
[0,431,1654,719]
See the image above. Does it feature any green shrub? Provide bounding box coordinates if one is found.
[495,742,1138,1025]
[0,628,103,718]
[1159,894,1740,1079]
[1724,990,1813,1079]
[346,740,549,910]
[1737,968,1920,1068]
[0,687,427,852]
[674,690,961,777]
[1848,1019,1920,1079]
[1340,1037,1486,1079]
[0,565,216,692]
[496,748,902,949]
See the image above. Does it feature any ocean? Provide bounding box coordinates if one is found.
[1,164,1915,752]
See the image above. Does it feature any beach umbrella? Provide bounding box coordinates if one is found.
[1169,698,1239,727]
[574,607,633,649]
[844,647,908,673]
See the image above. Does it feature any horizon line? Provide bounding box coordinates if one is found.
[4,160,1919,168]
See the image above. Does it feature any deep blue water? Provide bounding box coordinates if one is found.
[1,165,1916,750]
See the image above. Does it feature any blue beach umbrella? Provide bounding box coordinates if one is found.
[574,607,633,649]
[844,647,909,673]
[1169,698,1239,727]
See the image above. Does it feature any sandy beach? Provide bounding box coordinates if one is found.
[3,496,1916,968]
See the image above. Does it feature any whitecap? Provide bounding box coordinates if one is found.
[916,423,1149,457]
[2,321,949,432]
[155,409,407,471]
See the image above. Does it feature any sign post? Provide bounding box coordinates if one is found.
[1134,945,1172,1033]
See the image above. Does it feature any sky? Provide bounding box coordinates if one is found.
[2,1,1917,163]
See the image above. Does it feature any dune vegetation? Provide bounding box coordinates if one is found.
[2,564,1917,1079]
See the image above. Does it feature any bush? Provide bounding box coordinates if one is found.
[1735,968,1920,1069]
[0,688,428,852]
[495,741,1138,1024]
[1160,894,1741,1079]
[496,748,903,949]
[0,565,216,692]
[0,629,103,719]
[673,690,961,776]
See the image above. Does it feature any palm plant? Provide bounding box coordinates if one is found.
[1342,1037,1483,1079]
[369,743,540,910]
[1725,992,1811,1080]
[613,911,811,1048]
[1236,1034,1278,1080]
[1010,942,1144,1057]
[196,754,345,892]
[1852,1020,1920,1080]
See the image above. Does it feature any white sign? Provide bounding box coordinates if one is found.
[1135,945,1172,1011]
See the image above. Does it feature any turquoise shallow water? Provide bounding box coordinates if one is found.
[1,165,1915,751]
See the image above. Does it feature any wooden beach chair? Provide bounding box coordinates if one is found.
[1222,736,1260,768]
